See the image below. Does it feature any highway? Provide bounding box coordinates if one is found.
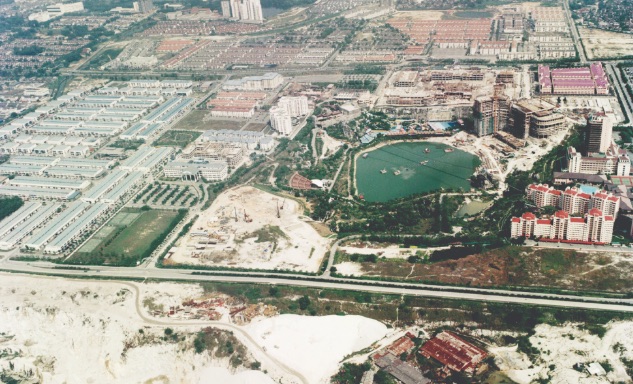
[606,63,633,125]
[2,256,633,313]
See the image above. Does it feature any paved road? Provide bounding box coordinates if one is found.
[563,0,587,64]
[2,259,633,313]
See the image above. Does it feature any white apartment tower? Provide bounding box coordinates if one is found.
[270,107,292,136]
[228,0,263,23]
[221,1,231,18]
[278,96,309,117]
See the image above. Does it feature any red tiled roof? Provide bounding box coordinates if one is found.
[555,210,569,219]
[588,208,603,216]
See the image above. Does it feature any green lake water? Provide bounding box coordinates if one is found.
[356,142,481,202]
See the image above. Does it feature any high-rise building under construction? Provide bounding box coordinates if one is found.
[473,84,511,137]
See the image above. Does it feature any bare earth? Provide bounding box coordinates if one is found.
[579,27,633,59]
[169,186,331,272]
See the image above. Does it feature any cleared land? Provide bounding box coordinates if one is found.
[579,27,633,59]
[168,186,331,272]
[155,130,202,148]
[334,245,633,293]
[71,208,184,266]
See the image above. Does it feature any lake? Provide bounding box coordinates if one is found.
[355,142,481,202]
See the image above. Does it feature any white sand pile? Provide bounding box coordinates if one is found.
[246,314,389,383]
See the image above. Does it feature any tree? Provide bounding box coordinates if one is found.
[298,295,311,310]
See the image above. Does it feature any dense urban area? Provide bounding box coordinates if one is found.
[2,0,633,383]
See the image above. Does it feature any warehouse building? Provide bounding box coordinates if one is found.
[164,160,229,181]
[0,203,59,250]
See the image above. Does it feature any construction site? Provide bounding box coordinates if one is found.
[167,186,331,272]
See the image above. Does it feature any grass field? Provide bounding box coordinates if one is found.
[173,110,244,131]
[70,208,185,266]
[155,130,202,148]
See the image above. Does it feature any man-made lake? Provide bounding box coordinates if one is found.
[355,142,481,202]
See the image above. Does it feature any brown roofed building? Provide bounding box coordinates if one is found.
[419,331,487,374]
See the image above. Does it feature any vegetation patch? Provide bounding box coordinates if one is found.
[0,197,24,222]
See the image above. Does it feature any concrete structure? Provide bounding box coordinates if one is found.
[585,113,613,154]
[269,106,292,136]
[508,99,565,139]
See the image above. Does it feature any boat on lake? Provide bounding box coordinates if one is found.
[394,170,401,175]
[362,153,368,158]
[424,148,430,153]
[420,160,429,165]
[380,169,387,174]
[444,148,454,153]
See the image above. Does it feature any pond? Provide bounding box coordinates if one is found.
[355,141,481,202]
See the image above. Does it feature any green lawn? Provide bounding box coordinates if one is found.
[69,208,185,266]
[155,130,202,148]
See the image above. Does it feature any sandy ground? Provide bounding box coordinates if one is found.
[579,27,633,59]
[0,274,395,384]
[334,261,364,275]
[492,322,633,383]
[320,131,344,159]
[246,315,390,384]
[0,275,270,384]
[170,186,331,272]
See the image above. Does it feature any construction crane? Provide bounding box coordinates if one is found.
[280,199,285,210]
[234,207,238,222]
[276,202,280,219]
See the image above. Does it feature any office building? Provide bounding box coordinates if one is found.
[585,112,613,154]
